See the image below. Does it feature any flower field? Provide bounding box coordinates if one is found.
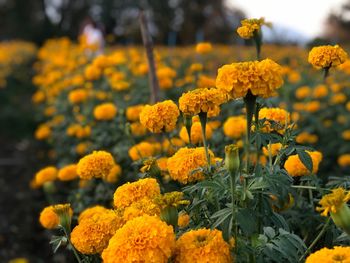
[3,18,350,263]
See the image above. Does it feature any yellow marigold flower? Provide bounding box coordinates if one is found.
[259,107,290,133]
[342,130,350,140]
[93,102,117,121]
[167,147,215,184]
[284,151,323,177]
[32,90,45,104]
[102,215,175,263]
[85,64,102,81]
[76,142,90,155]
[128,141,158,161]
[110,80,130,91]
[304,101,321,112]
[35,124,51,140]
[338,154,350,167]
[262,143,283,157]
[162,138,186,156]
[178,212,190,228]
[122,198,161,221]
[68,89,88,104]
[78,205,109,223]
[195,42,212,54]
[71,210,123,254]
[77,151,115,180]
[312,84,328,98]
[174,228,232,263]
[153,191,190,210]
[179,88,227,117]
[130,122,147,137]
[57,164,78,181]
[125,104,144,122]
[39,206,59,229]
[295,85,311,99]
[317,188,350,217]
[308,45,348,69]
[103,164,122,183]
[139,100,179,133]
[236,17,266,39]
[223,115,247,139]
[296,132,318,144]
[179,121,213,144]
[113,178,160,208]
[330,93,347,104]
[189,63,203,72]
[157,157,168,172]
[35,166,57,186]
[39,204,73,229]
[306,246,350,263]
[216,59,283,99]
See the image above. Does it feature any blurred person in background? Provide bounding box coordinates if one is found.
[80,16,105,55]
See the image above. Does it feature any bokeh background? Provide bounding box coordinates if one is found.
[1,0,350,262]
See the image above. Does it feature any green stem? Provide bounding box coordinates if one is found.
[63,227,82,263]
[230,170,237,242]
[299,218,331,262]
[243,91,257,172]
[199,112,210,168]
[323,66,330,83]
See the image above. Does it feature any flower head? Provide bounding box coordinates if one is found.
[93,103,117,121]
[216,59,283,99]
[179,121,213,144]
[258,107,290,133]
[195,42,212,54]
[174,228,232,263]
[237,17,266,39]
[316,188,350,217]
[284,151,323,177]
[71,210,123,254]
[167,147,214,184]
[308,45,348,69]
[223,115,247,139]
[77,151,115,179]
[103,164,122,183]
[101,215,175,263]
[78,205,110,223]
[126,104,144,122]
[140,100,179,133]
[306,246,350,263]
[179,88,227,117]
[57,164,78,181]
[113,178,160,208]
[128,141,159,161]
[35,166,57,186]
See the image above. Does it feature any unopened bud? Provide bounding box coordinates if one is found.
[225,144,240,176]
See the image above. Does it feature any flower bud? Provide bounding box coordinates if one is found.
[331,204,350,235]
[225,144,240,176]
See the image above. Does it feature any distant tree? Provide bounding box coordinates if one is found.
[324,1,350,43]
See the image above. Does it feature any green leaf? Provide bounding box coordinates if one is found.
[296,149,313,172]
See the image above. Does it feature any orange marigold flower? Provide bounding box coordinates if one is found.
[77,151,115,179]
[68,89,88,104]
[306,246,350,263]
[223,116,247,139]
[216,59,283,99]
[174,228,232,263]
[308,45,348,69]
[93,103,117,121]
[35,166,57,186]
[57,164,78,181]
[113,178,160,208]
[139,100,179,133]
[195,42,212,54]
[179,121,213,144]
[35,124,51,140]
[338,154,350,167]
[125,104,144,122]
[284,151,323,177]
[167,147,215,184]
[101,215,175,263]
[103,164,122,183]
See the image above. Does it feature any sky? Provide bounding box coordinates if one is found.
[228,0,347,40]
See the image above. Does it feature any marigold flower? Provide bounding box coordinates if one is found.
[259,107,290,133]
[262,143,283,157]
[179,121,213,144]
[312,84,328,98]
[284,151,323,177]
[223,115,247,139]
[125,104,144,122]
[308,45,348,69]
[35,166,57,186]
[39,206,59,229]
[179,88,227,117]
[113,178,160,208]
[103,164,122,183]
[174,228,232,263]
[35,124,51,140]
[78,205,110,223]
[129,122,147,136]
[296,132,318,144]
[237,17,266,39]
[306,246,350,263]
[71,210,123,254]
[128,141,159,161]
[338,154,350,167]
[101,215,175,263]
[122,198,161,221]
[139,100,179,133]
[317,188,350,217]
[57,164,78,181]
[167,147,215,184]
[295,86,311,99]
[77,151,115,179]
[93,102,117,121]
[178,212,190,228]
[216,59,283,99]
[68,89,88,104]
[195,42,212,54]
